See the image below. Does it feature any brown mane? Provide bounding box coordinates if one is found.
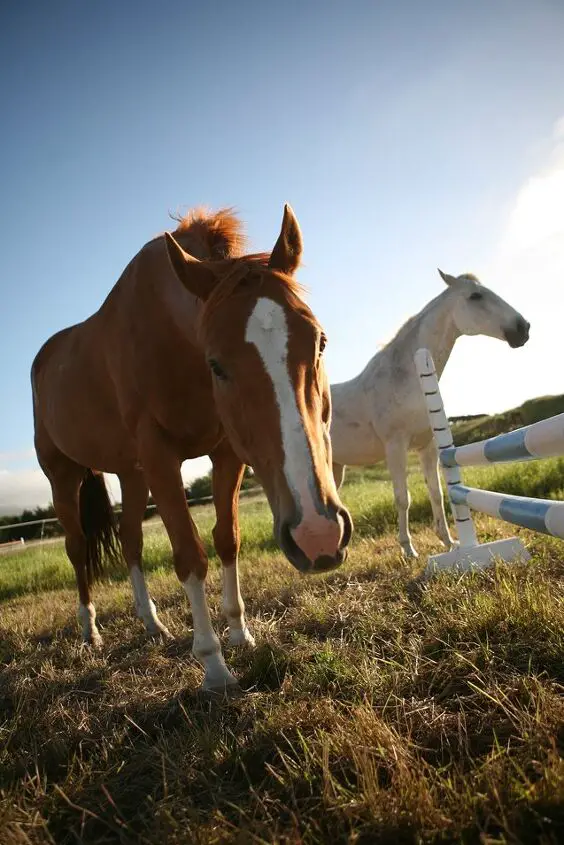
[166,207,308,317]
[171,207,247,259]
[203,253,310,323]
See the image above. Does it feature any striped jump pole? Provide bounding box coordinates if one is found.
[414,348,530,574]
[440,413,564,468]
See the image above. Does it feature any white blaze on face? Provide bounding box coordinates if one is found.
[245,297,317,514]
[245,298,341,561]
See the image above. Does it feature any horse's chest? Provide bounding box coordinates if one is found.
[156,381,219,439]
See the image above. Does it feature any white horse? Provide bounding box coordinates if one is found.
[330,270,530,557]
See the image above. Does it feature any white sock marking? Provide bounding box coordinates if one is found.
[129,564,166,633]
[245,297,317,518]
[183,573,237,688]
[78,602,101,644]
[222,564,255,647]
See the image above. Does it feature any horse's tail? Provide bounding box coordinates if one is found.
[79,469,122,586]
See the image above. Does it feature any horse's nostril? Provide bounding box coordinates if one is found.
[338,507,353,549]
[516,316,529,335]
[312,554,343,573]
[278,520,311,573]
[505,316,530,348]
[280,520,291,549]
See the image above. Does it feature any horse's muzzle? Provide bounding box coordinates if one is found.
[278,506,352,574]
[505,317,530,348]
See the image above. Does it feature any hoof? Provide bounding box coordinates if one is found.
[401,544,419,560]
[200,674,241,696]
[82,634,103,650]
[146,622,174,641]
[227,628,256,649]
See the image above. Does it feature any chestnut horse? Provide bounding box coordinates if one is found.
[32,206,352,691]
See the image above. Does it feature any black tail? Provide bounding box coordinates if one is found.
[79,469,122,587]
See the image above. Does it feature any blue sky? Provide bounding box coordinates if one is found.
[1,0,564,511]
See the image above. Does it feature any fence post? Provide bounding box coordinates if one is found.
[414,348,478,548]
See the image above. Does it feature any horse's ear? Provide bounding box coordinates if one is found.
[165,232,217,300]
[269,204,303,276]
[438,268,456,286]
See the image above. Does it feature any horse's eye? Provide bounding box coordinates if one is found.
[319,334,327,355]
[469,291,483,301]
[209,359,227,380]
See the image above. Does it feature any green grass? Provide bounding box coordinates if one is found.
[2,460,564,843]
[3,457,562,605]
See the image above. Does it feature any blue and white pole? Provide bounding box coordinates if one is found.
[440,413,564,469]
[451,485,564,540]
[414,348,529,575]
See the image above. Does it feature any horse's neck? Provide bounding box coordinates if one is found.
[139,238,204,339]
[378,289,459,379]
[334,291,459,393]
[407,290,459,377]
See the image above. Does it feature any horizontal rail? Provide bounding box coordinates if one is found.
[440,413,564,468]
[0,503,158,533]
[450,483,564,539]
[0,490,265,538]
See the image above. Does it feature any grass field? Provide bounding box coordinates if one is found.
[2,458,564,844]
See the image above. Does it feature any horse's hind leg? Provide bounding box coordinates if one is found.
[418,438,455,549]
[384,437,418,559]
[46,460,103,646]
[118,469,172,639]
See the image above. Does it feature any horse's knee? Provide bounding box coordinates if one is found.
[394,489,411,513]
[212,523,239,565]
[173,546,208,582]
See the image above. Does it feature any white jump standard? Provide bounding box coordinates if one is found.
[413,348,564,574]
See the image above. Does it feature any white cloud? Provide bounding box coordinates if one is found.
[439,116,564,417]
[0,455,212,515]
[0,448,36,467]
[0,468,52,513]
[497,122,564,257]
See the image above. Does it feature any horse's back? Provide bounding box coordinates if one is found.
[30,209,241,475]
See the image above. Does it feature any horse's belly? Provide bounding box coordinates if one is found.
[330,417,384,467]
[50,409,135,473]
[39,372,135,472]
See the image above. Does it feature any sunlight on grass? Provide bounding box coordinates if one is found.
[2,459,564,843]
[2,457,563,600]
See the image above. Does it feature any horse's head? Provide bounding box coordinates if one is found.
[165,205,352,573]
[438,269,530,348]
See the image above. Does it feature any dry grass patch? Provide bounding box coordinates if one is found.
[2,477,564,842]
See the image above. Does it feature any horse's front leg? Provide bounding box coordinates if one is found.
[211,440,256,648]
[139,420,238,692]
